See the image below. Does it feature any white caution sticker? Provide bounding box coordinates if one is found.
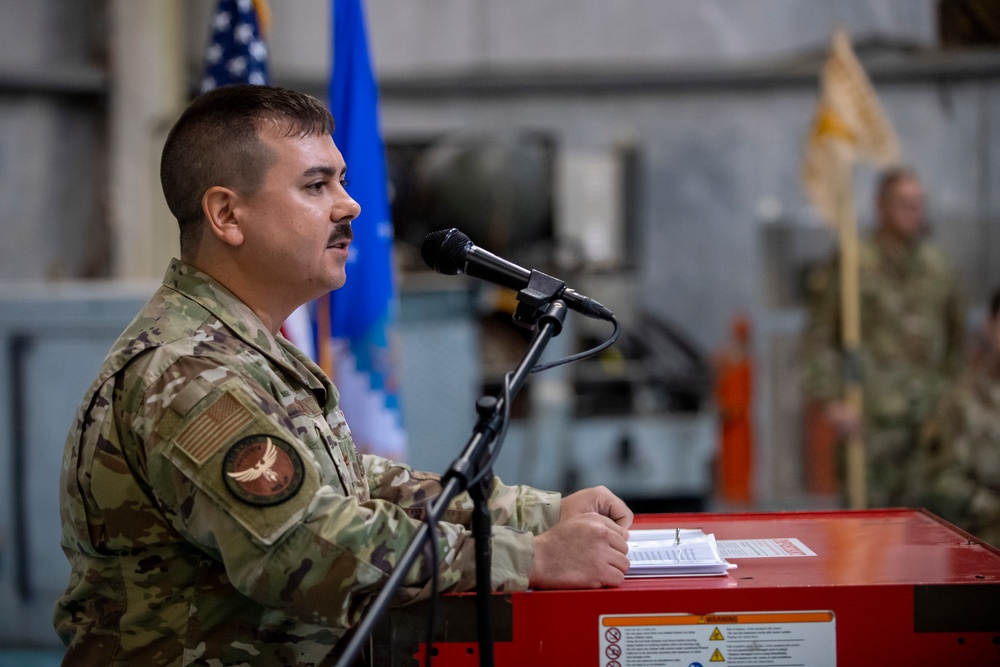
[598,611,836,667]
[717,538,817,558]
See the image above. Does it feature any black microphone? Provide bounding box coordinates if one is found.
[421,228,614,321]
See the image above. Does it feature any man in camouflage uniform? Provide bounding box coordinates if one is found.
[917,288,1000,546]
[54,85,633,666]
[799,167,966,507]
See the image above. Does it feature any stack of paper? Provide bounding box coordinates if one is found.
[626,529,736,577]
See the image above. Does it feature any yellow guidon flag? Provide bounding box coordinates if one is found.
[799,31,900,510]
[801,29,900,227]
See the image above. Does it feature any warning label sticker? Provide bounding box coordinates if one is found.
[717,538,816,558]
[598,611,835,667]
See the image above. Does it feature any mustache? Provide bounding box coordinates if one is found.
[328,223,354,246]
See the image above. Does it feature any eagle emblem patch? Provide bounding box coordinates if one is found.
[223,435,303,506]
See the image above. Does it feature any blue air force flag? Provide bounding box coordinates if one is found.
[323,0,406,460]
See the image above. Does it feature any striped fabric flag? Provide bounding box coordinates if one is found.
[301,0,406,460]
[200,0,271,92]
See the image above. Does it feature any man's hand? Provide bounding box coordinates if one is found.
[826,400,863,439]
[560,486,634,531]
[529,513,630,589]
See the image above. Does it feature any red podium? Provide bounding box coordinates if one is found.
[370,509,1000,666]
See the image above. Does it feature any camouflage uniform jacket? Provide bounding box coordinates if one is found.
[799,234,965,426]
[918,360,1000,546]
[54,258,560,666]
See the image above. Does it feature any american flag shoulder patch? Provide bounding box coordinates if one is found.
[175,392,254,465]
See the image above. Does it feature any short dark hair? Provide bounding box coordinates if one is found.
[990,287,1000,319]
[876,166,919,204]
[160,84,335,257]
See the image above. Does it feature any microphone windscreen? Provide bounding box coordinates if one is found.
[421,228,471,275]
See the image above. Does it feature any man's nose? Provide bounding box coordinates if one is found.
[336,193,361,222]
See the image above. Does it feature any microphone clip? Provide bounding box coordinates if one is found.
[513,270,566,333]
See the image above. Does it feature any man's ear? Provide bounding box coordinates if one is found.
[202,186,244,247]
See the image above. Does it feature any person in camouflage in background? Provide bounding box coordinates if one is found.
[54,84,633,666]
[916,287,1000,546]
[799,167,966,508]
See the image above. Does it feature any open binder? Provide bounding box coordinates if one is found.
[626,528,736,577]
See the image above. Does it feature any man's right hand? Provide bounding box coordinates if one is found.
[826,400,863,439]
[528,513,630,589]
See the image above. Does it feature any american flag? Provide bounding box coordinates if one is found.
[201,0,270,92]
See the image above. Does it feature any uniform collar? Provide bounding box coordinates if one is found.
[162,258,328,398]
[866,231,926,279]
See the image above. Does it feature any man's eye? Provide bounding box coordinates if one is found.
[307,181,326,192]
[341,179,350,189]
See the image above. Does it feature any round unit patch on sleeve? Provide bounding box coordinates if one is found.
[223,435,304,506]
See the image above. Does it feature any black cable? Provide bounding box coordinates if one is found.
[470,312,620,488]
[420,311,620,660]
[423,516,439,667]
[530,313,621,373]
[468,369,513,489]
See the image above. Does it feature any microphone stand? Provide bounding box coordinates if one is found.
[336,299,568,667]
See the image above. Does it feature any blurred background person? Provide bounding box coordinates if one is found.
[799,167,966,507]
[917,286,1000,546]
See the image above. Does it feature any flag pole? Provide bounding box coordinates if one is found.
[802,29,899,510]
[835,157,867,510]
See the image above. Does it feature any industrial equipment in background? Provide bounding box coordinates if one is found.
[388,131,717,512]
